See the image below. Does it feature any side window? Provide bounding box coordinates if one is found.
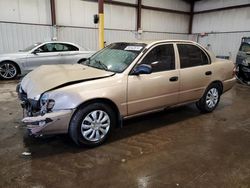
[36,43,79,53]
[177,44,209,68]
[37,43,57,53]
[64,44,79,51]
[140,44,175,73]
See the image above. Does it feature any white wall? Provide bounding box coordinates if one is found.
[0,0,190,53]
[194,0,250,11]
[0,23,52,53]
[193,7,250,33]
[143,0,190,12]
[55,0,190,50]
[0,0,51,24]
[192,0,250,62]
[141,10,189,33]
[197,32,250,61]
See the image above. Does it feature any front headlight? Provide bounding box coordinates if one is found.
[40,93,55,114]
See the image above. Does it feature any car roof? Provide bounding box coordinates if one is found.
[113,40,198,46]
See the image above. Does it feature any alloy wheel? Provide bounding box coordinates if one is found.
[0,63,17,79]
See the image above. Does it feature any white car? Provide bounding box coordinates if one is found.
[0,41,95,80]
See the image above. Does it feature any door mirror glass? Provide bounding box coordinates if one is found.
[32,48,41,54]
[133,64,152,75]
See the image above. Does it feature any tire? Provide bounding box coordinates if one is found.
[0,61,18,80]
[69,102,116,147]
[196,83,221,113]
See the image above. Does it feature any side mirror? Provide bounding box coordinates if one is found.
[132,64,152,75]
[32,49,41,54]
[246,52,250,55]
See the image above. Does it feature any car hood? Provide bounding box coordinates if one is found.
[21,64,115,99]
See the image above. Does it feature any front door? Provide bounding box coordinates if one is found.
[25,43,62,71]
[127,43,180,115]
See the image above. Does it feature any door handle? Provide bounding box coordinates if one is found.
[169,76,178,82]
[205,71,212,76]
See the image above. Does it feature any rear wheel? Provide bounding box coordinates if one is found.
[69,103,115,147]
[196,83,221,113]
[0,62,18,80]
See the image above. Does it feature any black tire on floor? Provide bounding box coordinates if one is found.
[69,102,116,147]
[196,83,222,113]
[0,61,18,80]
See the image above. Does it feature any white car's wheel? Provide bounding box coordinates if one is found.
[0,62,18,80]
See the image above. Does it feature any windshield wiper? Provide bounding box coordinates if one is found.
[94,60,108,71]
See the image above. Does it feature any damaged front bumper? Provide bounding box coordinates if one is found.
[22,109,75,136]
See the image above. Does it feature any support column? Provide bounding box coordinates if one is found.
[136,0,142,31]
[98,0,104,49]
[50,0,57,40]
[188,0,194,34]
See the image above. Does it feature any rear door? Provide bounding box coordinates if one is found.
[127,43,180,115]
[56,43,81,64]
[177,43,212,103]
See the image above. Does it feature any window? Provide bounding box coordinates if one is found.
[239,43,250,52]
[177,44,209,68]
[140,44,175,73]
[58,43,79,51]
[37,43,79,53]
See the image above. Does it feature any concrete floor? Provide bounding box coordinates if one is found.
[0,80,249,188]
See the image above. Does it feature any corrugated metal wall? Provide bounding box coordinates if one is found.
[0,0,190,53]
[197,32,250,62]
[192,0,250,62]
[0,23,52,53]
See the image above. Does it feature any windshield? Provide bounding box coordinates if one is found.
[240,43,250,53]
[82,42,146,73]
[20,42,42,52]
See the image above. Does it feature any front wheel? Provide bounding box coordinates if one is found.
[196,83,221,113]
[0,62,18,80]
[69,103,115,147]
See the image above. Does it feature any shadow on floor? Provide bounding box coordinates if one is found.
[22,104,202,158]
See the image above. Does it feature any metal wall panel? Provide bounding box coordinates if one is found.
[56,0,97,27]
[197,32,250,62]
[0,0,51,24]
[115,0,137,4]
[193,7,250,33]
[142,9,189,33]
[194,0,250,12]
[57,26,99,50]
[56,0,136,30]
[0,23,52,53]
[143,0,190,11]
[57,26,189,51]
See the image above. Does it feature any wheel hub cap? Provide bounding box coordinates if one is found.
[206,88,219,108]
[81,110,110,142]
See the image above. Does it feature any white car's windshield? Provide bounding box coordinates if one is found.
[20,42,42,52]
[83,42,146,73]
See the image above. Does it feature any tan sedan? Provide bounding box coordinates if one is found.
[17,40,236,147]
